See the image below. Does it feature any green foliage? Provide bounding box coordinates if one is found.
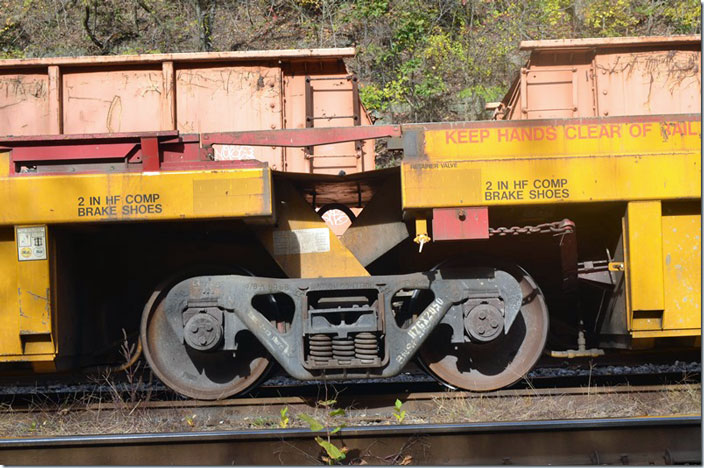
[294,0,321,8]
[299,400,348,465]
[359,83,390,114]
[541,0,572,27]
[279,406,290,428]
[252,416,271,427]
[315,437,346,464]
[298,413,324,431]
[352,0,389,19]
[393,398,407,423]
[583,0,638,36]
[458,85,504,103]
[661,1,702,34]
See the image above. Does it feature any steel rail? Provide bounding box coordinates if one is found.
[68,383,704,412]
[2,382,696,415]
[0,416,699,465]
[1,359,699,403]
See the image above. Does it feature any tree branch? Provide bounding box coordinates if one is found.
[82,4,104,51]
[137,0,162,25]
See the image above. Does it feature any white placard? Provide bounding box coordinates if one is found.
[273,228,331,255]
[16,226,47,261]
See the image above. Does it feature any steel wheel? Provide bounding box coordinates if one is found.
[141,275,272,400]
[418,265,548,391]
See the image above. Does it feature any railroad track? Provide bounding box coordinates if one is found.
[4,383,695,415]
[0,416,699,465]
[0,359,699,406]
[2,382,699,443]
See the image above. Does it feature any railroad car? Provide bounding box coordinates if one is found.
[0,36,700,399]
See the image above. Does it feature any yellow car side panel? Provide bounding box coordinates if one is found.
[0,225,55,361]
[0,164,273,363]
[423,119,699,161]
[0,168,273,226]
[625,201,666,329]
[402,116,700,208]
[402,115,701,342]
[402,153,700,208]
[661,213,701,332]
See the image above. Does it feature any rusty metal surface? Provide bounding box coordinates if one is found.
[201,125,400,148]
[0,48,376,175]
[141,274,273,401]
[420,264,547,391]
[139,268,526,398]
[499,35,701,120]
[2,126,397,176]
[279,166,399,207]
[0,48,357,68]
[0,416,698,465]
[488,219,575,237]
[0,130,180,143]
[2,131,265,175]
[520,35,701,51]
